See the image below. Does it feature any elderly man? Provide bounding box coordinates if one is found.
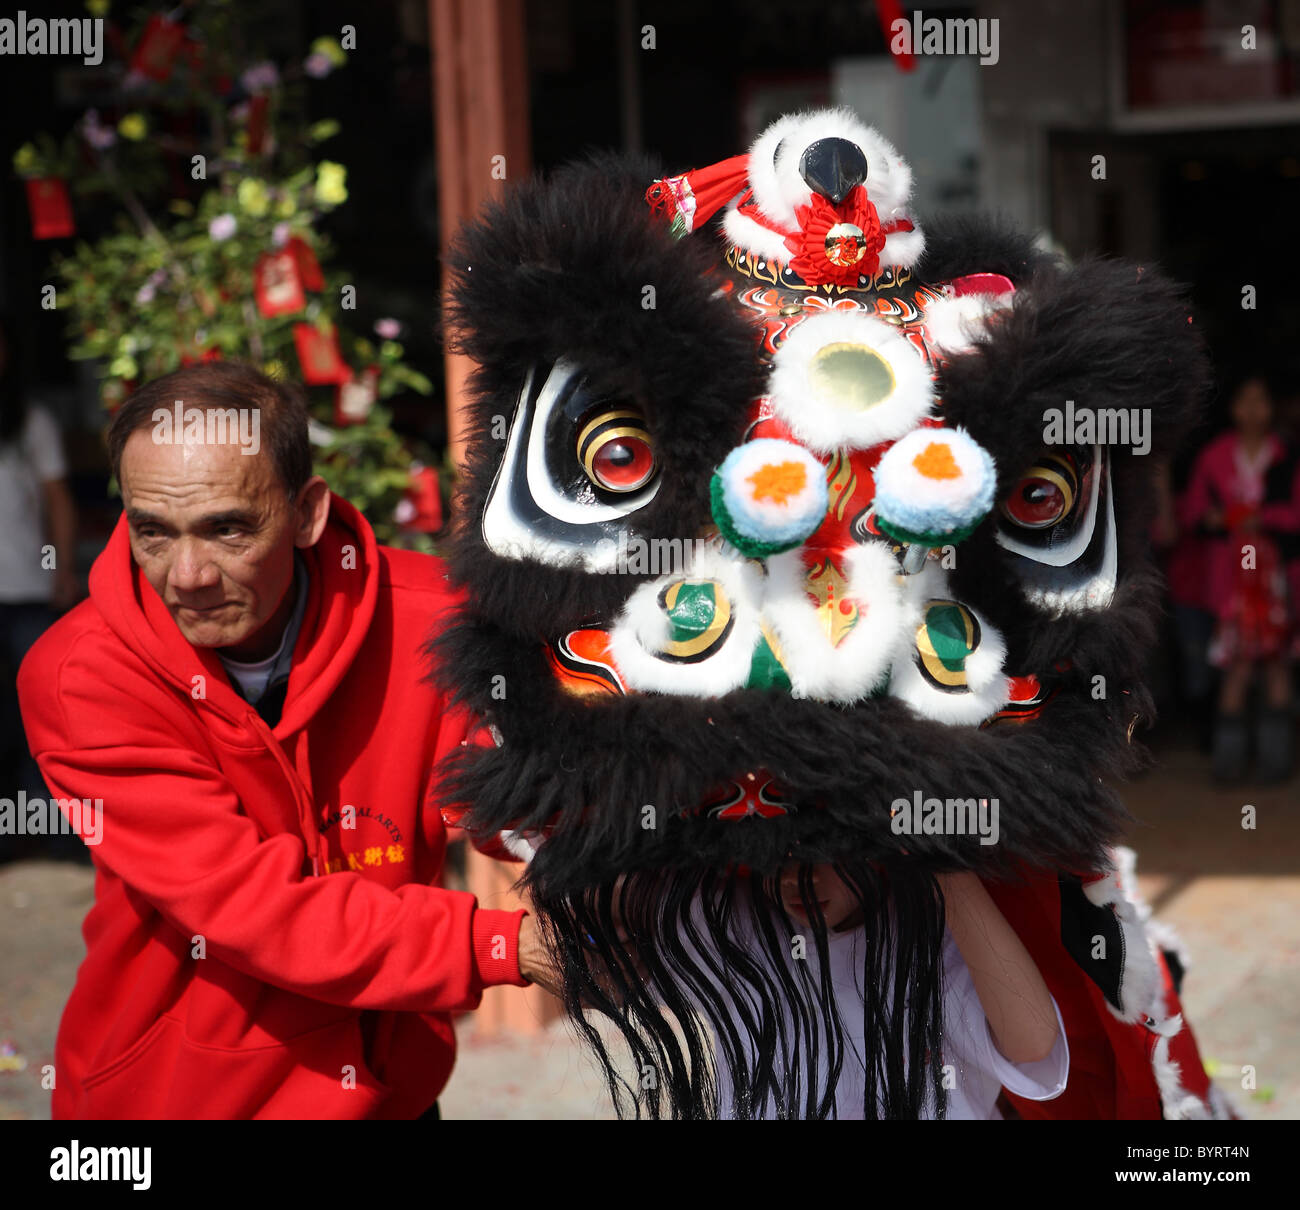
[18,362,550,1119]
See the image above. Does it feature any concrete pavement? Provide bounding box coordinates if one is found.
[1,738,1294,1120]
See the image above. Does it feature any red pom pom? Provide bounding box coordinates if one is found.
[785,186,885,287]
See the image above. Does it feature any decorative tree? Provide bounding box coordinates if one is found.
[12,2,442,546]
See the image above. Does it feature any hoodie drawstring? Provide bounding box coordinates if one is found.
[244,709,324,878]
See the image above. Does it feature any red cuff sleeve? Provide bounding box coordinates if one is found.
[471,907,529,988]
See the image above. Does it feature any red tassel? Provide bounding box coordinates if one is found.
[646,153,751,234]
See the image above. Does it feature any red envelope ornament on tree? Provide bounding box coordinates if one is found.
[131,14,185,82]
[25,178,74,240]
[254,250,305,317]
[334,365,380,425]
[400,465,443,533]
[293,322,350,384]
[288,237,324,291]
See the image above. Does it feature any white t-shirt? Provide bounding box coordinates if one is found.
[682,899,1069,1119]
[218,555,309,703]
[0,406,67,603]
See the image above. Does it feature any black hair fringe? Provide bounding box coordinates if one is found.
[528,858,946,1120]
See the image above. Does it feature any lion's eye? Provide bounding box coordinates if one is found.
[999,456,1076,530]
[579,409,656,494]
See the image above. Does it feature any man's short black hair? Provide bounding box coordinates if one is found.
[107,361,312,495]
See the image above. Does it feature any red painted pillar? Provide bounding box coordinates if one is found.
[431,0,562,1037]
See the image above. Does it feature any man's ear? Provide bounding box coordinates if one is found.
[294,475,331,548]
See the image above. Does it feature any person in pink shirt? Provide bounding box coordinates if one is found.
[1178,375,1300,782]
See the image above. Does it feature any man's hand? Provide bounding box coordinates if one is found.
[516,912,566,997]
[515,885,648,1006]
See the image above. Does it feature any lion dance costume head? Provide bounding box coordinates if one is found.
[436,108,1227,1119]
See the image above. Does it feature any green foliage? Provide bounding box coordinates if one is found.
[29,1,438,546]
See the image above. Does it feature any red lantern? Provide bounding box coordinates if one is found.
[130,14,186,82]
[293,323,350,384]
[288,237,324,291]
[253,250,305,317]
[401,466,444,533]
[24,178,74,240]
[334,366,380,426]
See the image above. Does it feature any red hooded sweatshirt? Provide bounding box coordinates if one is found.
[17,493,527,1119]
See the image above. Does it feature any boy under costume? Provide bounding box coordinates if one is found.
[437,108,1230,1120]
[677,886,1070,1119]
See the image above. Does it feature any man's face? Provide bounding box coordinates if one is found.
[120,424,308,655]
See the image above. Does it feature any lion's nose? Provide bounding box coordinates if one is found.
[799,137,868,205]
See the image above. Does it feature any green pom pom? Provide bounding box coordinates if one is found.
[875,514,980,549]
[709,471,802,559]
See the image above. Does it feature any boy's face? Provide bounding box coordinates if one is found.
[778,863,861,930]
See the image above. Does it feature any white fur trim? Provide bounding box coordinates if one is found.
[742,111,808,232]
[762,542,910,704]
[745,107,915,231]
[922,292,1010,357]
[766,309,935,454]
[1083,857,1163,1026]
[607,550,763,698]
[1085,849,1220,1118]
[721,208,795,263]
[1152,1024,1212,1121]
[880,224,925,270]
[1109,844,1192,975]
[499,830,539,862]
[725,107,924,270]
[1207,1082,1238,1121]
